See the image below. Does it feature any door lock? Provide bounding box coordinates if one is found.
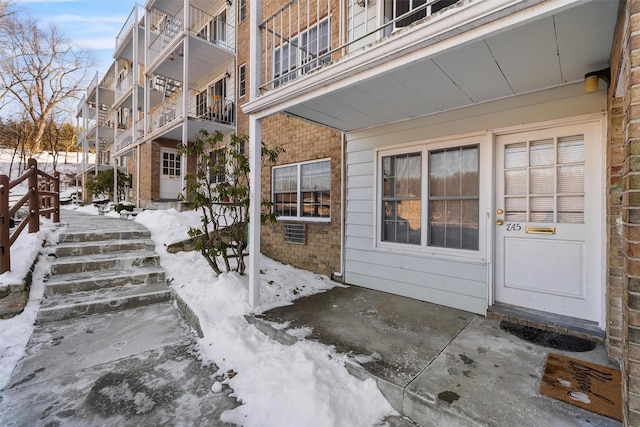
[497,209,504,215]
[496,219,504,226]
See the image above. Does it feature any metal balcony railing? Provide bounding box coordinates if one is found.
[148,5,236,66]
[190,94,235,126]
[149,90,183,133]
[260,0,463,91]
[116,71,134,100]
[115,126,134,152]
[189,5,236,51]
[101,71,116,90]
[115,3,144,52]
[148,6,184,65]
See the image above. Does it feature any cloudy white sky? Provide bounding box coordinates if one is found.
[16,0,138,76]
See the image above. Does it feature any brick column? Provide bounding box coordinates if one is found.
[609,96,624,360]
[622,2,640,424]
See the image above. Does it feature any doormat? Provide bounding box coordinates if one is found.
[499,321,596,352]
[540,353,621,421]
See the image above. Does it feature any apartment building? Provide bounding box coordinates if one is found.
[77,1,237,208]
[77,0,640,423]
[241,0,639,422]
[76,0,343,276]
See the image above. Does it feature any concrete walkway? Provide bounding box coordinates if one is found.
[252,286,623,427]
[0,210,238,426]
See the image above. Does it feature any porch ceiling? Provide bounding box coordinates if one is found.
[148,117,234,143]
[145,0,225,16]
[149,36,234,84]
[253,0,618,132]
[114,26,145,62]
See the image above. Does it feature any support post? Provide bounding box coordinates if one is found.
[27,158,39,233]
[248,0,263,308]
[0,175,10,273]
[248,116,262,308]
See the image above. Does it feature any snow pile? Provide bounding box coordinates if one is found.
[134,209,396,426]
[0,208,396,425]
[0,219,59,390]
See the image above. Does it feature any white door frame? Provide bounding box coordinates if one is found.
[159,147,182,200]
[489,114,606,328]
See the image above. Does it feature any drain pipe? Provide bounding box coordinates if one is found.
[332,132,346,282]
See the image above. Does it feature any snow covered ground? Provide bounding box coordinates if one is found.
[0,206,396,426]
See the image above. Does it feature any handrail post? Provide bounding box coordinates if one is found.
[53,171,60,223]
[0,175,10,274]
[27,158,39,233]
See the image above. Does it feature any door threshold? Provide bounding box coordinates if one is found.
[486,303,604,342]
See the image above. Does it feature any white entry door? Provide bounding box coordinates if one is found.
[159,148,182,199]
[494,121,602,322]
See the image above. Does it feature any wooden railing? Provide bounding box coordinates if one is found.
[0,158,60,274]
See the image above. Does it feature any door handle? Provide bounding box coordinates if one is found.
[496,219,504,226]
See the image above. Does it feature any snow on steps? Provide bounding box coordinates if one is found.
[50,250,160,275]
[39,223,171,324]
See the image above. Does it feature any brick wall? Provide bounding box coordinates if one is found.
[260,114,343,277]
[236,1,344,277]
[609,95,624,361]
[618,1,640,424]
[130,138,195,208]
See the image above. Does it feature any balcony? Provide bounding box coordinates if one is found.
[115,4,145,61]
[86,69,116,107]
[147,4,235,83]
[114,120,143,154]
[147,89,235,142]
[244,0,619,132]
[114,69,145,110]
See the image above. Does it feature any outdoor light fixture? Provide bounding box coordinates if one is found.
[227,0,232,5]
[224,71,231,79]
[357,0,367,6]
[584,67,610,94]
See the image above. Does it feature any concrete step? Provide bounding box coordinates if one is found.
[44,266,166,297]
[58,229,151,243]
[36,282,172,324]
[50,250,159,275]
[54,239,155,257]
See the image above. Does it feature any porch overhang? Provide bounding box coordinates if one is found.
[144,116,235,144]
[242,0,618,132]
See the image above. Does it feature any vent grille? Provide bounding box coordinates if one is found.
[284,223,306,244]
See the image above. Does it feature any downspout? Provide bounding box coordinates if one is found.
[332,132,346,282]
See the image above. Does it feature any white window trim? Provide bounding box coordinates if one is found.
[273,158,332,223]
[374,135,488,262]
[238,63,246,98]
[272,17,331,86]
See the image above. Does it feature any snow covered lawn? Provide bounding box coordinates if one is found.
[0,207,396,426]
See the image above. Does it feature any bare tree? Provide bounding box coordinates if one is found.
[0,7,94,153]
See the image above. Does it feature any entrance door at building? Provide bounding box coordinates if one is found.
[159,148,182,199]
[494,121,602,322]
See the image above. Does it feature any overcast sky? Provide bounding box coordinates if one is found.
[16,0,137,76]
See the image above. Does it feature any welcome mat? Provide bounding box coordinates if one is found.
[540,353,621,421]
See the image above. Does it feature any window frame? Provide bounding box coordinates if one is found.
[272,158,332,222]
[272,17,331,87]
[239,0,247,22]
[238,64,246,98]
[208,148,227,185]
[375,136,486,261]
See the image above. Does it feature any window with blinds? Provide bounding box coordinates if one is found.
[504,135,584,224]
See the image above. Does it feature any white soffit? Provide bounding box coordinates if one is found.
[283,0,618,132]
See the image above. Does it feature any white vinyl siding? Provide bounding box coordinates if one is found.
[343,84,606,315]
